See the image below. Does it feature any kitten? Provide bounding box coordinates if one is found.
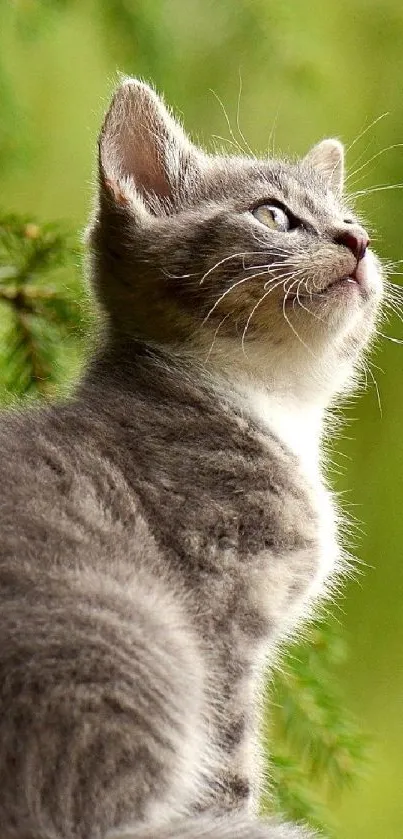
[0,79,382,839]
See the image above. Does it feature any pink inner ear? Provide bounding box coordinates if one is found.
[128,148,172,200]
[99,81,187,204]
[115,117,173,200]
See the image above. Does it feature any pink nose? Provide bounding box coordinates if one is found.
[335,226,369,261]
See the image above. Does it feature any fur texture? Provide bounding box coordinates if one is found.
[0,79,383,839]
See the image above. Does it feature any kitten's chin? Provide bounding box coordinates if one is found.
[286,250,383,358]
[270,253,382,400]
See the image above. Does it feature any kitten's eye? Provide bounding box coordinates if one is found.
[252,204,291,232]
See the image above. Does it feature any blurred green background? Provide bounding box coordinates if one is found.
[1,1,402,837]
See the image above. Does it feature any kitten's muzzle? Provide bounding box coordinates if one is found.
[284,249,379,304]
[317,250,380,299]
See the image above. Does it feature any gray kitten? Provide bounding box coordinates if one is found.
[0,79,383,839]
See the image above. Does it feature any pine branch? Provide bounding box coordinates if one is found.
[0,212,90,401]
[264,751,332,835]
[263,619,369,834]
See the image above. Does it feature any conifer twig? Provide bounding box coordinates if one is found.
[0,212,88,399]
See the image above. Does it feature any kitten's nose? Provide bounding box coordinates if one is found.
[335,225,370,261]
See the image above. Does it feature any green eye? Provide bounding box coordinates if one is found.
[252,203,291,232]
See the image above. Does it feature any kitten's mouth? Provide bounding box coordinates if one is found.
[285,262,372,304]
[319,275,361,295]
[281,253,380,309]
[284,276,360,303]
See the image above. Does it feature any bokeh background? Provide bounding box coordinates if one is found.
[1,1,402,837]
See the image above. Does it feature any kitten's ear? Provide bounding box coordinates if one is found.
[99,78,200,215]
[303,139,344,195]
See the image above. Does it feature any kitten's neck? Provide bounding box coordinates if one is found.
[214,375,324,480]
[83,340,325,479]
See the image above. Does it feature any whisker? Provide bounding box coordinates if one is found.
[161,268,198,280]
[293,277,323,321]
[240,272,296,355]
[264,267,305,291]
[362,359,383,418]
[385,297,403,314]
[376,331,403,345]
[202,276,254,324]
[243,257,297,273]
[200,249,300,286]
[236,71,256,159]
[282,279,317,357]
[383,289,403,306]
[209,89,251,157]
[383,300,403,320]
[384,285,403,302]
[249,229,297,252]
[202,269,275,325]
[346,139,376,178]
[345,144,403,185]
[267,108,280,158]
[211,134,248,155]
[345,112,389,155]
[384,278,403,291]
[383,299,403,326]
[358,358,369,390]
[350,183,403,198]
[199,251,266,285]
[204,312,232,362]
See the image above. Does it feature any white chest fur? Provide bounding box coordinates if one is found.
[237,383,340,603]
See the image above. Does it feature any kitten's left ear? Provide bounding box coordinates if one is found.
[303,139,344,195]
[99,78,201,215]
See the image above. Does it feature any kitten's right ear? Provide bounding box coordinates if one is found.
[98,78,201,217]
[303,139,345,195]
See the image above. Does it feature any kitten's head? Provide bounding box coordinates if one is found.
[88,79,383,405]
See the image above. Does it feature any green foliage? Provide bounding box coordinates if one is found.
[0,212,89,400]
[264,621,368,834]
